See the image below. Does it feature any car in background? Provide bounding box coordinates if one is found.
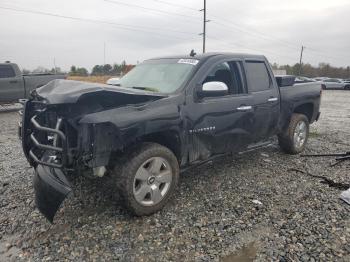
[313,77,329,82]
[106,77,120,86]
[295,76,316,84]
[322,78,350,90]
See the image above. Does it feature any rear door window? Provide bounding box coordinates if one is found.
[245,61,271,92]
[0,65,16,78]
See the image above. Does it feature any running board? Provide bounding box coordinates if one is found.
[180,139,275,173]
[238,140,274,155]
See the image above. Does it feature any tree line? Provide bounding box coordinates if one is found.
[22,61,135,76]
[70,61,135,76]
[272,62,350,79]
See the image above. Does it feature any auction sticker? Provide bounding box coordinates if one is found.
[178,59,199,65]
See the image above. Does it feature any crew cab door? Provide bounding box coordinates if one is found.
[0,64,24,103]
[186,60,255,162]
[244,60,280,141]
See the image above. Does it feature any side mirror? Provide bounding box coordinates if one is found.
[198,81,229,97]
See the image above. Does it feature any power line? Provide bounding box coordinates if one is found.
[151,0,198,11]
[0,5,199,41]
[306,47,350,62]
[145,0,349,62]
[206,35,298,61]
[142,0,301,51]
[211,21,300,52]
[104,0,199,21]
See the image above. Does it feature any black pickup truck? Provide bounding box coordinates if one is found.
[19,53,322,222]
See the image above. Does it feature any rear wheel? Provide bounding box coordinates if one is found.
[345,85,350,90]
[112,143,179,216]
[278,113,309,154]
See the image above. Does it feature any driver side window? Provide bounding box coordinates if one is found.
[203,61,244,95]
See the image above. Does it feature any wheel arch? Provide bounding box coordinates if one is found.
[293,103,314,123]
[137,130,183,163]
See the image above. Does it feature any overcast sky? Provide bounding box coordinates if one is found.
[1,0,349,71]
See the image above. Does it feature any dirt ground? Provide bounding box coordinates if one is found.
[0,90,349,261]
[67,75,115,84]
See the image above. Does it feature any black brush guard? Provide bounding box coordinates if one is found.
[20,100,72,223]
[29,115,67,169]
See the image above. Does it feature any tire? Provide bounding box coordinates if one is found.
[112,142,179,216]
[278,113,309,154]
[345,85,350,90]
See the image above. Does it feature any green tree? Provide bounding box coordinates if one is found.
[91,65,103,75]
[69,65,88,76]
[102,64,112,75]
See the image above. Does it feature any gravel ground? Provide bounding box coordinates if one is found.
[0,90,349,261]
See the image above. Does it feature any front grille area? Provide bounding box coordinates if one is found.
[21,101,71,169]
[29,115,67,168]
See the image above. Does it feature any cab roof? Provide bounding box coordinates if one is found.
[148,52,266,61]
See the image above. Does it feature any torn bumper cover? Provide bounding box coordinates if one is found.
[33,162,72,223]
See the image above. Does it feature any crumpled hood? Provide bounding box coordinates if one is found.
[33,79,166,105]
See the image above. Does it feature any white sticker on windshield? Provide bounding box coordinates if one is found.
[178,59,199,65]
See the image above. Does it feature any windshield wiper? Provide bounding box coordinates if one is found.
[131,86,159,92]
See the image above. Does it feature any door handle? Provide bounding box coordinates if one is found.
[9,80,18,84]
[237,105,253,111]
[267,97,278,102]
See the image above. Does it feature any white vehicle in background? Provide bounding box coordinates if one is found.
[322,78,350,90]
[294,76,316,84]
[106,77,120,86]
[313,77,329,82]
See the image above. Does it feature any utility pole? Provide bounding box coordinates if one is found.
[53,57,57,74]
[103,42,106,65]
[200,0,210,53]
[298,45,305,76]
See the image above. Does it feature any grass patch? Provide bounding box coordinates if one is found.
[67,75,114,84]
[309,131,321,138]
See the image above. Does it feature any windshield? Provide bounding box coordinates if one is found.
[119,59,197,93]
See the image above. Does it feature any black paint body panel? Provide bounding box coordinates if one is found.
[20,52,322,221]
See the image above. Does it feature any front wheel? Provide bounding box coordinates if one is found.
[112,143,179,216]
[278,113,310,154]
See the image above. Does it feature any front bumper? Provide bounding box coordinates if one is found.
[33,160,72,223]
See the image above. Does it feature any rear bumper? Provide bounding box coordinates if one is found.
[33,162,72,223]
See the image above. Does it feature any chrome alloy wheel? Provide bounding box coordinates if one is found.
[133,157,172,206]
[293,121,307,148]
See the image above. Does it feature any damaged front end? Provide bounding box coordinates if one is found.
[20,99,119,222]
[19,81,167,222]
[20,100,74,222]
